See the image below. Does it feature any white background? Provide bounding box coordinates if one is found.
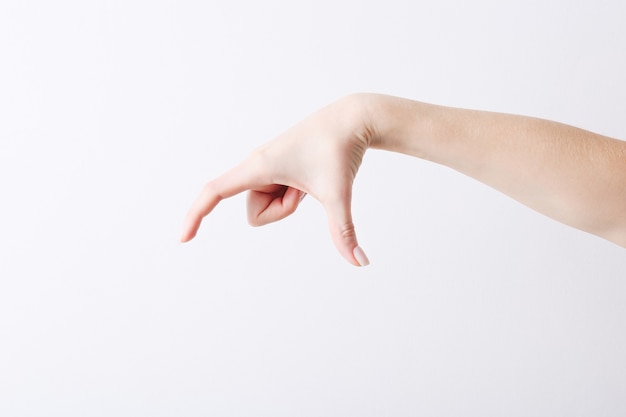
[1,0,626,415]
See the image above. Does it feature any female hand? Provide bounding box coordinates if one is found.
[182,92,626,258]
[180,94,373,266]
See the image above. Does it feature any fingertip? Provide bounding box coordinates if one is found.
[331,235,370,267]
[180,214,200,242]
[179,230,193,243]
[352,245,370,267]
[336,244,371,267]
[284,186,303,208]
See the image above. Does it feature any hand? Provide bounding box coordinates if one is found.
[180,94,373,266]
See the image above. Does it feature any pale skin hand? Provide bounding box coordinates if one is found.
[181,93,626,266]
[180,95,372,266]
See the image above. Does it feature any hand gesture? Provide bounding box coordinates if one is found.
[180,95,372,266]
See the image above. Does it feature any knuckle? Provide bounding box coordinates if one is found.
[247,216,262,227]
[246,209,261,227]
[246,148,275,183]
[201,181,220,198]
[338,222,356,240]
[248,145,270,168]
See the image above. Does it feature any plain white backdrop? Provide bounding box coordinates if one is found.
[1,0,625,415]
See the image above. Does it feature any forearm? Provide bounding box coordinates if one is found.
[364,94,626,247]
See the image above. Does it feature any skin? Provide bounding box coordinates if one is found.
[180,93,626,266]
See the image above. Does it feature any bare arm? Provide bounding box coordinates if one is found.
[366,94,626,247]
[181,93,626,266]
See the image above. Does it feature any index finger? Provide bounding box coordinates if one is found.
[180,161,257,242]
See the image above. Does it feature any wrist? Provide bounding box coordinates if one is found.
[361,94,435,159]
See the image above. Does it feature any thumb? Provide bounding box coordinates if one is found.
[324,195,370,267]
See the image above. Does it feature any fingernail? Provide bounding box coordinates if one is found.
[353,246,370,267]
[298,190,307,203]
